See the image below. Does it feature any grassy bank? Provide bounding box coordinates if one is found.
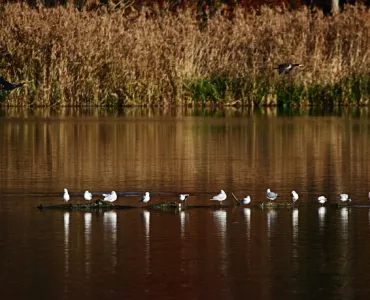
[0,4,369,107]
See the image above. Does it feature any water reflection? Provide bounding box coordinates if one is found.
[179,210,188,275]
[339,207,350,298]
[241,208,251,242]
[318,207,326,232]
[1,108,370,299]
[63,212,70,276]
[292,208,299,262]
[292,209,299,244]
[267,209,277,240]
[212,210,227,277]
[1,108,370,204]
[84,212,92,277]
[103,211,117,268]
[142,210,150,238]
[340,207,349,224]
[339,207,349,247]
[1,106,369,119]
[142,210,150,275]
[180,210,187,239]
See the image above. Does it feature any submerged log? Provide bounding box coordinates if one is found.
[36,200,370,211]
[146,202,232,210]
[37,200,232,211]
[257,202,287,208]
[37,200,136,211]
[332,202,352,207]
[256,202,303,208]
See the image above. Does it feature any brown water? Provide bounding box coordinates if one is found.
[1,107,370,299]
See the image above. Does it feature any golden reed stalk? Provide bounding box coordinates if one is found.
[0,4,369,106]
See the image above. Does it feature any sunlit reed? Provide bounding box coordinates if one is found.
[0,4,369,107]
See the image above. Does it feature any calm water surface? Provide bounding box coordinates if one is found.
[1,107,370,299]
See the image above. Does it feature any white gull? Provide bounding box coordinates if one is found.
[102,191,117,203]
[210,190,227,205]
[292,190,299,203]
[84,190,92,201]
[266,188,278,202]
[63,188,70,202]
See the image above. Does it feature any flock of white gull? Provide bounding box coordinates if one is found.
[61,188,370,206]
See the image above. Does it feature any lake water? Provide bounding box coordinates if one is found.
[0,107,370,299]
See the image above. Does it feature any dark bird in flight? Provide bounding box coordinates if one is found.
[274,63,304,75]
[0,76,28,91]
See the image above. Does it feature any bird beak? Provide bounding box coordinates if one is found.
[298,64,304,67]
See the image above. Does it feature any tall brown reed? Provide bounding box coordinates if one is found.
[0,4,369,106]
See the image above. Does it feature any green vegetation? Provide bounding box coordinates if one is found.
[0,4,369,107]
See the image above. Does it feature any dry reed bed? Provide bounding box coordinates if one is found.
[0,4,369,107]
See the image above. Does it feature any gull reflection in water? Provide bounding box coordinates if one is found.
[292,208,299,261]
[340,207,349,241]
[318,206,326,232]
[292,209,299,242]
[267,209,277,240]
[340,207,349,222]
[142,210,151,275]
[339,207,350,293]
[241,208,251,242]
[104,211,117,268]
[212,210,227,276]
[84,213,92,277]
[179,210,188,274]
[64,212,70,275]
[180,210,187,239]
[142,210,150,239]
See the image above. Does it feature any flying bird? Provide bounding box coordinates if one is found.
[274,63,303,75]
[0,76,29,91]
[210,190,227,205]
[63,188,70,202]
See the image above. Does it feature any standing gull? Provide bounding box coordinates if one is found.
[231,192,251,205]
[63,188,70,202]
[339,193,351,203]
[239,196,251,205]
[318,196,327,206]
[140,192,150,206]
[210,190,227,205]
[291,190,299,203]
[178,193,190,203]
[84,190,92,201]
[266,188,278,202]
[102,191,117,204]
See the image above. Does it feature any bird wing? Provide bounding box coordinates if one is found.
[267,191,277,198]
[0,76,25,91]
[0,76,11,85]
